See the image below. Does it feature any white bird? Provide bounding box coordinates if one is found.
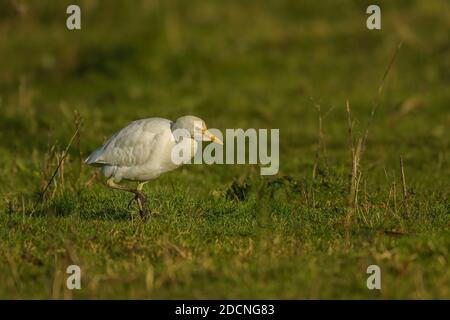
[85,115,223,216]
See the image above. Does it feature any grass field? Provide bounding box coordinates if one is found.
[0,0,449,299]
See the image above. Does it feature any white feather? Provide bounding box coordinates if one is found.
[85,117,199,182]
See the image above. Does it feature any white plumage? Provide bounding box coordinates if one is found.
[85,115,222,216]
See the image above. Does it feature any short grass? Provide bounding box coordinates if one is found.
[0,0,449,299]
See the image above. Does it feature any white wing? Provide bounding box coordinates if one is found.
[85,118,174,167]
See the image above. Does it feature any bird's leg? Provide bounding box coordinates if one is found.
[135,182,148,217]
[106,178,148,217]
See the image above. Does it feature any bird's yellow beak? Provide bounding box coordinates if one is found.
[203,130,223,145]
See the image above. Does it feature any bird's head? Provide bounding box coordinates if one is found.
[174,115,223,144]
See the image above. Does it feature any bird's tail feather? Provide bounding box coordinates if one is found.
[85,148,105,166]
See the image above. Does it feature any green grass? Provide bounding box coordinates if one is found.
[0,0,449,299]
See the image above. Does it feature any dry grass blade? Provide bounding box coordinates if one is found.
[311,98,334,180]
[362,40,403,153]
[400,156,411,217]
[345,100,363,221]
[74,110,84,184]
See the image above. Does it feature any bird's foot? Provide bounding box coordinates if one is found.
[127,191,148,218]
[136,192,148,218]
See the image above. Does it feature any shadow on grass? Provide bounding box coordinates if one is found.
[28,192,133,221]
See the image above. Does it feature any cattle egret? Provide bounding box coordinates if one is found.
[85,116,223,216]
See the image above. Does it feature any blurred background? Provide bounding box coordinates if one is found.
[0,0,448,186]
